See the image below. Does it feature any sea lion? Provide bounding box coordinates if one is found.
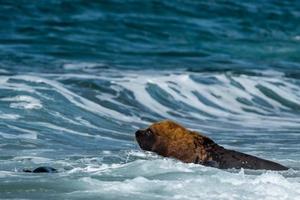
[23,166,58,173]
[135,120,288,171]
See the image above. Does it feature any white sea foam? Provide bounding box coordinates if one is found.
[0,131,37,140]
[13,75,142,123]
[1,95,42,110]
[33,122,92,137]
[92,71,300,128]
[38,71,300,129]
[65,159,300,200]
[12,156,51,164]
[63,62,106,70]
[0,69,9,74]
[1,72,300,131]
[0,113,21,120]
[294,36,300,41]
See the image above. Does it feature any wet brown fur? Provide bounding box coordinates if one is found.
[135,120,288,171]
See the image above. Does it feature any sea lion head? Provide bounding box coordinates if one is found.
[135,120,214,162]
[135,120,185,152]
[135,127,157,151]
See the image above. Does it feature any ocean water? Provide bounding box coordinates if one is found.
[1,1,300,199]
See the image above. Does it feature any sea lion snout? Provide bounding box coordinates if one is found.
[135,129,153,138]
[135,129,156,151]
[135,129,145,137]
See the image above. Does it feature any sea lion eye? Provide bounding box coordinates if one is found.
[145,129,152,136]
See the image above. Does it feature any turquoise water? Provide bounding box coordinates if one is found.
[0,1,300,199]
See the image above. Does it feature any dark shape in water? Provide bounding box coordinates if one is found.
[23,166,58,173]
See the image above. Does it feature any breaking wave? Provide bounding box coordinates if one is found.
[0,68,300,199]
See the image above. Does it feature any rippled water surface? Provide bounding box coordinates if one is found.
[1,1,300,200]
